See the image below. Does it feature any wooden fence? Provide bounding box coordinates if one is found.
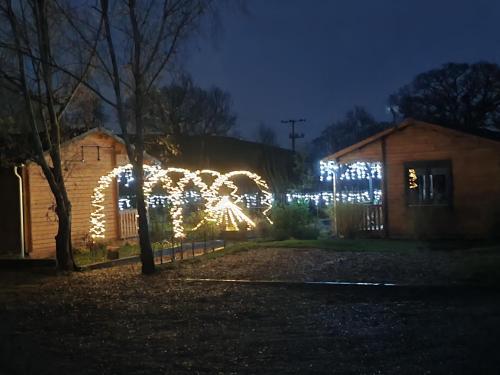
[336,203,384,237]
[119,209,138,239]
[360,204,384,232]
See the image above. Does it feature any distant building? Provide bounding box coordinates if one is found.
[322,119,500,239]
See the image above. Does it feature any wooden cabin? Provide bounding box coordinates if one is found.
[322,119,500,239]
[0,129,144,259]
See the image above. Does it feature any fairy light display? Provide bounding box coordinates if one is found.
[206,170,274,225]
[319,160,382,181]
[89,165,273,240]
[90,164,166,239]
[318,160,384,205]
[338,162,382,181]
[191,170,273,233]
[319,160,338,182]
[211,196,256,231]
[120,192,265,210]
[161,168,210,238]
[408,168,418,189]
[286,190,383,205]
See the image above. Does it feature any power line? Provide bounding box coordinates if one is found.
[281,118,306,152]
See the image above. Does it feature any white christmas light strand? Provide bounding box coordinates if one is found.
[89,165,273,240]
[320,161,382,181]
[286,190,383,205]
[206,170,274,225]
[211,196,256,231]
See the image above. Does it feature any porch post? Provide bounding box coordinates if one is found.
[332,168,338,237]
[381,138,389,238]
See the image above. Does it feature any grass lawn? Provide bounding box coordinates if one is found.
[223,237,500,253]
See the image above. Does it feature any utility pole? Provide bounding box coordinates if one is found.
[281,118,306,152]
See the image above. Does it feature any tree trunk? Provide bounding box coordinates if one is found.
[54,194,76,271]
[134,162,155,274]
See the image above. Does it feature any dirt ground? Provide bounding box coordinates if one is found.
[1,247,500,374]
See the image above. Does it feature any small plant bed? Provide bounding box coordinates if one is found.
[74,239,226,268]
[73,242,140,266]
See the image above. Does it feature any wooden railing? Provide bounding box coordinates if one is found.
[360,204,384,232]
[335,203,384,237]
[119,209,138,239]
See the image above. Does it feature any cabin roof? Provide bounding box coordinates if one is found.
[322,119,500,162]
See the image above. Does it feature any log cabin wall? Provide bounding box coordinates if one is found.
[330,122,500,239]
[385,123,500,238]
[26,131,128,258]
[335,141,383,164]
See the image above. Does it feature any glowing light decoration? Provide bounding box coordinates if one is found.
[408,168,418,189]
[90,164,165,239]
[205,170,273,226]
[286,190,383,205]
[319,160,338,182]
[319,160,382,181]
[89,165,273,240]
[318,160,384,206]
[161,168,211,239]
[210,196,256,231]
[338,162,382,181]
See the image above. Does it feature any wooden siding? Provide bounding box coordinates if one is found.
[329,123,500,239]
[385,124,500,238]
[27,132,128,258]
[335,140,382,164]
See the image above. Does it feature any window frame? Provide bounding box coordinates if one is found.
[404,160,453,207]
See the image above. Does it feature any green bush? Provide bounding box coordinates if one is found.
[148,206,172,242]
[270,203,319,240]
[255,218,273,239]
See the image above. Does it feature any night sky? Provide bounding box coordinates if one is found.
[184,0,500,148]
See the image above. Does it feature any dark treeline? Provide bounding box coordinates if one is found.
[311,61,500,161]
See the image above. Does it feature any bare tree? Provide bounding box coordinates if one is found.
[70,0,214,274]
[63,86,107,132]
[140,74,237,139]
[0,0,100,270]
[312,106,388,158]
[255,122,277,146]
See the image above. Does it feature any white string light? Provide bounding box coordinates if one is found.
[320,161,382,181]
[89,165,273,240]
[286,190,382,205]
[210,196,256,231]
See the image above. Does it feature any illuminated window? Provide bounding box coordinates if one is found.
[404,160,452,206]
